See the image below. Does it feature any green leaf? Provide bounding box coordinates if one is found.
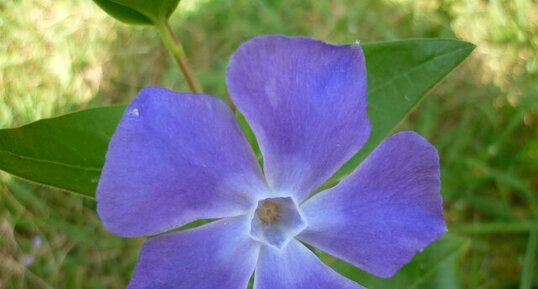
[317,234,469,289]
[0,105,125,198]
[92,0,181,25]
[93,0,152,25]
[0,39,473,198]
[330,39,475,182]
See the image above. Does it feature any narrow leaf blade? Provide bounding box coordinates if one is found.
[520,226,538,289]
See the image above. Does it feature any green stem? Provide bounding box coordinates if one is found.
[156,19,202,94]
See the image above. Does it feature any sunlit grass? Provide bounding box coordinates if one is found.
[0,0,118,127]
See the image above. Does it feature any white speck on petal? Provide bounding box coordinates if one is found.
[129,108,140,117]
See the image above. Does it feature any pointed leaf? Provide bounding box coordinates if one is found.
[330,39,475,182]
[0,106,125,198]
[93,0,152,25]
[93,0,181,25]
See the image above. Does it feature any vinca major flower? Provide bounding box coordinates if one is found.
[97,35,446,289]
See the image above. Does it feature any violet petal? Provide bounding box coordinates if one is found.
[299,131,446,278]
[227,35,370,202]
[97,87,267,237]
[254,239,365,289]
[128,217,259,289]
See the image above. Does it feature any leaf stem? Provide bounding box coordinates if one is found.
[156,19,202,94]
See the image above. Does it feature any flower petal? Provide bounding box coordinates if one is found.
[128,217,259,289]
[227,35,370,201]
[299,131,446,278]
[97,87,267,237]
[254,240,365,289]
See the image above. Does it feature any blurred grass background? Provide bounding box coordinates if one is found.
[1,0,537,288]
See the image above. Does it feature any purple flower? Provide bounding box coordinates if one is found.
[97,35,446,289]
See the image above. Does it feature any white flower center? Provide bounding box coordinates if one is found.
[249,196,307,249]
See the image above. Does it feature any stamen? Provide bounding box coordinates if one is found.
[256,200,280,224]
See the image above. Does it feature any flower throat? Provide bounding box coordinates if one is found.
[256,200,280,224]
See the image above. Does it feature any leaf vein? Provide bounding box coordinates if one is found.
[0,148,101,172]
[368,45,472,95]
